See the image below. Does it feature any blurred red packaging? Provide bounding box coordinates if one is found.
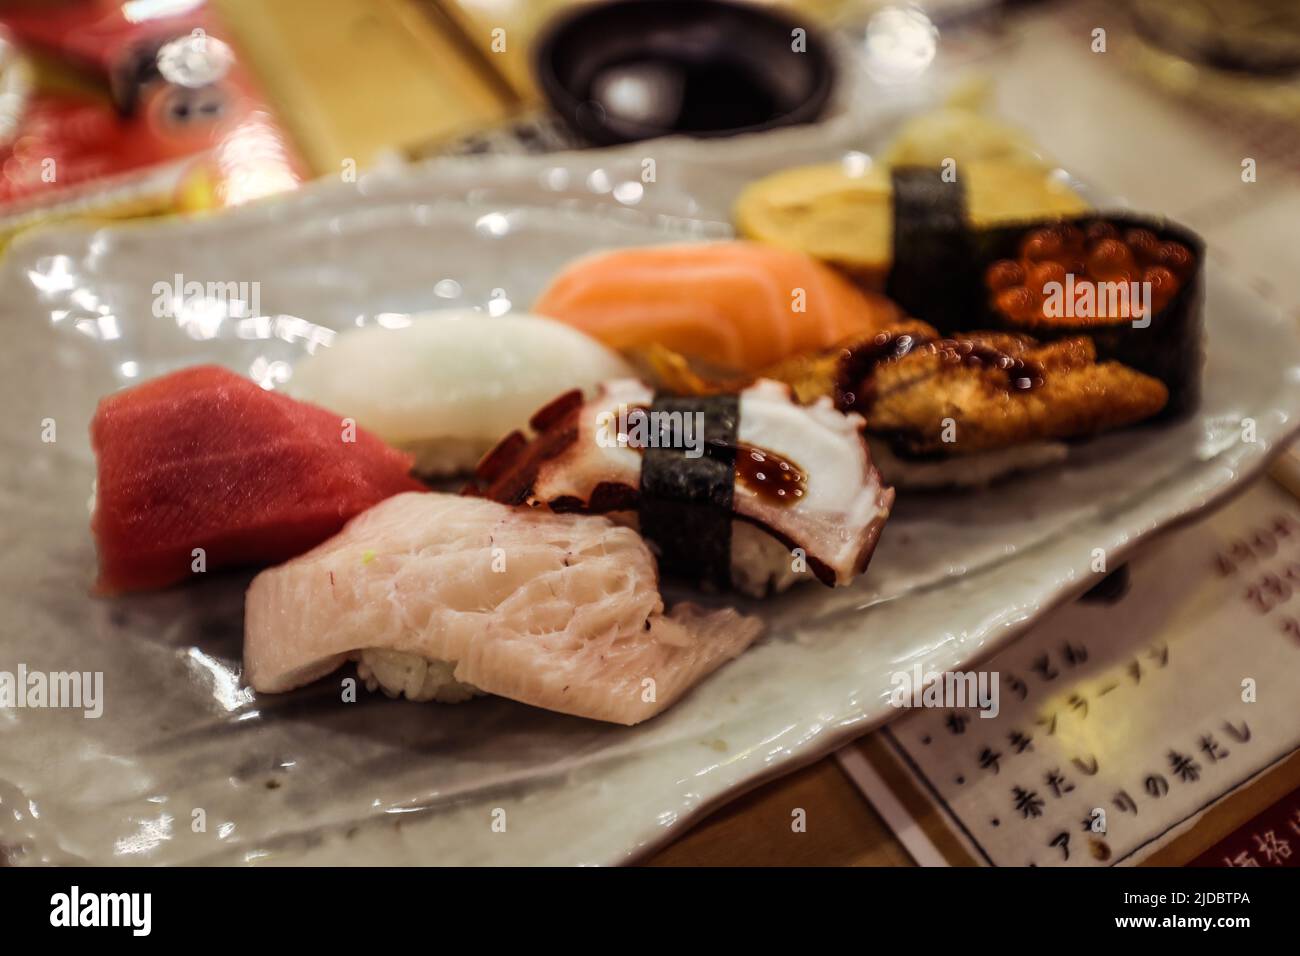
[0,0,304,227]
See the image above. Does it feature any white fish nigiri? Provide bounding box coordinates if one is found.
[288,310,634,476]
[243,492,762,725]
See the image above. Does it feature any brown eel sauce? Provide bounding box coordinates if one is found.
[839,330,1046,412]
[732,443,806,506]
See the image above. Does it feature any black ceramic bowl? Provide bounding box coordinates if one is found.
[533,0,836,146]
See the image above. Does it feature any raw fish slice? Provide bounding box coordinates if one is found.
[533,241,903,372]
[244,493,762,725]
[471,379,893,593]
[91,365,423,593]
[287,311,634,476]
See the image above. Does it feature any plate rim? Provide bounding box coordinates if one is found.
[4,165,1300,866]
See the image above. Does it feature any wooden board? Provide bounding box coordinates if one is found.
[214,0,518,175]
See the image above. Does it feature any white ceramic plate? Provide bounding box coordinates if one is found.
[1,147,1298,865]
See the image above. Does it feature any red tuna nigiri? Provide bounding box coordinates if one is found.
[90,365,424,593]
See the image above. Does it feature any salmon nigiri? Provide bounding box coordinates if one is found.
[532,241,903,372]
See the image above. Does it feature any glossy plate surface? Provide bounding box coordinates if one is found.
[1,143,1298,865]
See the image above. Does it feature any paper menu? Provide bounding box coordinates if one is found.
[840,477,1300,867]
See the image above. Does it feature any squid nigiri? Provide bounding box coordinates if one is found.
[532,241,904,372]
[244,492,761,724]
[288,311,634,477]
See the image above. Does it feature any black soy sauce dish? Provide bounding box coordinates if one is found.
[532,0,837,146]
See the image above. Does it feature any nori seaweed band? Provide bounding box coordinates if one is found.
[886,167,975,333]
[638,394,740,589]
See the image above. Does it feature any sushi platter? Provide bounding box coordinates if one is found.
[2,117,1300,866]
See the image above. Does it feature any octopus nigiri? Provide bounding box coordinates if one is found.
[532,241,904,372]
[469,378,893,598]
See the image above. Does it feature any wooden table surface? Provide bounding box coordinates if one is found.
[645,749,916,867]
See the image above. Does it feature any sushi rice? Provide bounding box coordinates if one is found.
[354,649,482,703]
